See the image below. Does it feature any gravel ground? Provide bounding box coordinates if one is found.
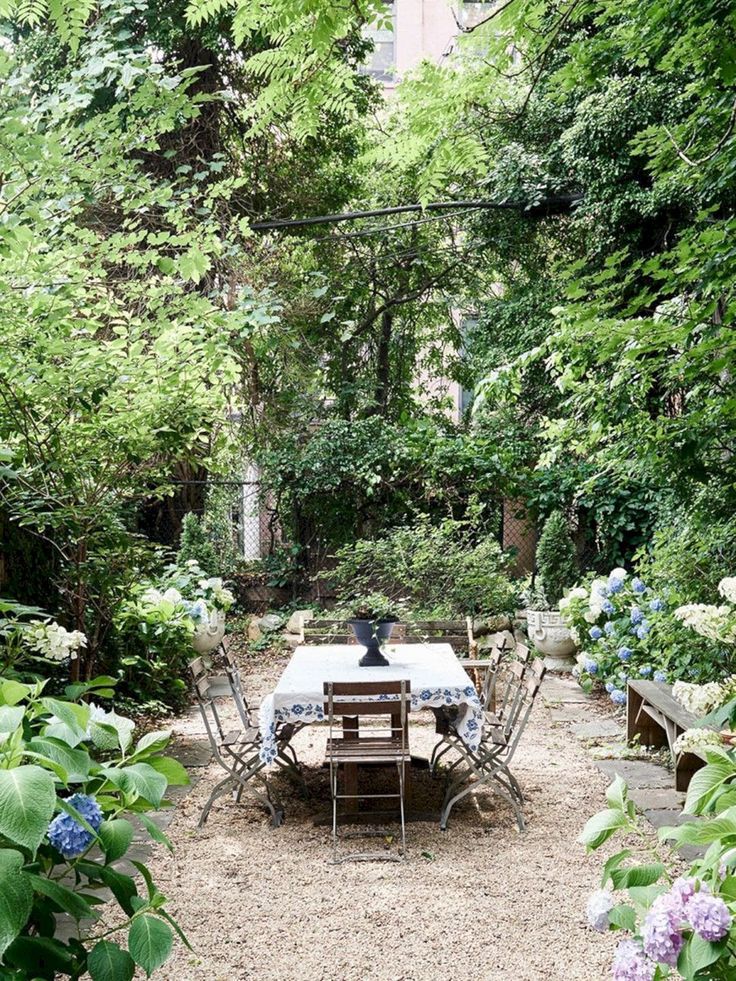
[149,653,624,981]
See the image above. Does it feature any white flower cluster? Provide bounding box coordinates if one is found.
[672,680,725,716]
[719,577,736,604]
[673,728,723,755]
[142,587,184,607]
[198,577,235,612]
[674,603,736,644]
[26,621,87,662]
[558,586,588,612]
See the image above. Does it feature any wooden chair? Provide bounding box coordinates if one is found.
[300,618,355,645]
[436,657,546,831]
[323,680,412,863]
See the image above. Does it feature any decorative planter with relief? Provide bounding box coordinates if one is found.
[525,609,578,672]
[192,609,227,654]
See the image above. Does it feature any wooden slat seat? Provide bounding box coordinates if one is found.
[627,680,711,792]
[326,736,408,764]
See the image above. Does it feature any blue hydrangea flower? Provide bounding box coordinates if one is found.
[635,621,650,640]
[602,599,615,615]
[654,670,667,683]
[589,626,603,641]
[608,577,625,595]
[605,681,616,693]
[639,665,652,677]
[631,578,647,594]
[604,621,616,636]
[618,646,632,662]
[610,689,627,706]
[48,794,103,859]
[583,659,598,675]
[649,597,664,612]
[630,606,644,625]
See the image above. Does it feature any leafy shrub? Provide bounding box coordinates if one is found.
[0,675,188,977]
[535,510,577,608]
[325,513,517,618]
[177,513,217,575]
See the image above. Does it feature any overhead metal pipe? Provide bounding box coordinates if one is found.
[249,193,583,231]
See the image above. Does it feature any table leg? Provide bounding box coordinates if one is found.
[343,716,359,814]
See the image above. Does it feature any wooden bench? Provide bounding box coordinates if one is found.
[299,618,475,654]
[627,680,708,792]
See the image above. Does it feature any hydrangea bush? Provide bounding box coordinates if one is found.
[561,568,732,705]
[114,560,236,712]
[581,769,736,980]
[0,676,189,977]
[560,569,670,706]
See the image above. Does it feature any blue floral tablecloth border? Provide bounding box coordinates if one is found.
[258,685,483,763]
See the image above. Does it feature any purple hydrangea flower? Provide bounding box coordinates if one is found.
[612,940,655,981]
[639,665,652,677]
[618,647,632,662]
[587,889,614,931]
[602,599,616,615]
[590,626,603,641]
[584,659,599,675]
[654,670,667,683]
[649,598,664,612]
[630,607,644,625]
[632,578,647,594]
[642,894,684,967]
[611,689,627,706]
[604,621,616,636]
[669,877,705,915]
[687,892,732,941]
[48,794,103,859]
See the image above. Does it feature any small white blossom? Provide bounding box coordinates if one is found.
[719,578,736,605]
[673,728,723,755]
[672,680,724,716]
[587,889,615,932]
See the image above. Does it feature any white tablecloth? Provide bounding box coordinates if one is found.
[258,643,483,764]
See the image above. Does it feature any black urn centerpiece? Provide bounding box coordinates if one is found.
[346,594,398,667]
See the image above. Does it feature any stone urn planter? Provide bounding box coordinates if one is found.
[348,619,397,667]
[525,609,577,672]
[192,609,226,654]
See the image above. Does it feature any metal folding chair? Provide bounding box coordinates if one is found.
[323,680,412,864]
[437,658,546,831]
[190,656,303,827]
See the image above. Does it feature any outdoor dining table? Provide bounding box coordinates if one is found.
[258,643,484,812]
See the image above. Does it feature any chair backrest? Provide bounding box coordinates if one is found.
[323,680,412,754]
[189,657,253,754]
[485,643,532,720]
[394,620,471,653]
[300,619,356,644]
[500,657,546,761]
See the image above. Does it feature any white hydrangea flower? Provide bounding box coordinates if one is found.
[719,578,736,605]
[672,680,725,716]
[142,587,163,605]
[674,728,723,755]
[675,604,736,643]
[26,621,87,661]
[610,568,628,581]
[162,587,182,605]
[587,889,614,932]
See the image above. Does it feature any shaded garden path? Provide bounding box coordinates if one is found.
[147,656,646,980]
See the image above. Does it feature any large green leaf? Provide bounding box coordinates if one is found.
[132,730,172,760]
[677,935,727,980]
[77,861,138,916]
[0,680,31,707]
[87,940,136,981]
[137,813,173,853]
[146,755,189,787]
[0,849,33,958]
[0,706,24,734]
[25,872,95,920]
[684,760,735,815]
[27,737,91,783]
[99,819,134,864]
[40,698,89,738]
[128,915,173,977]
[0,766,56,854]
[101,764,167,807]
[578,808,628,850]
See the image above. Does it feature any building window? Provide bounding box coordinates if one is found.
[457,2,493,30]
[362,4,395,82]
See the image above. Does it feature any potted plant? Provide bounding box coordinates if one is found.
[346,592,399,667]
[525,510,579,671]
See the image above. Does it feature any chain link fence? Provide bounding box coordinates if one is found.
[138,480,266,559]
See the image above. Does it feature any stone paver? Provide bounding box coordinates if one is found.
[593,759,673,790]
[572,720,624,741]
[629,787,685,811]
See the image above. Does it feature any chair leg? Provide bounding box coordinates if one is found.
[198,774,236,827]
[331,765,339,864]
[397,761,407,860]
